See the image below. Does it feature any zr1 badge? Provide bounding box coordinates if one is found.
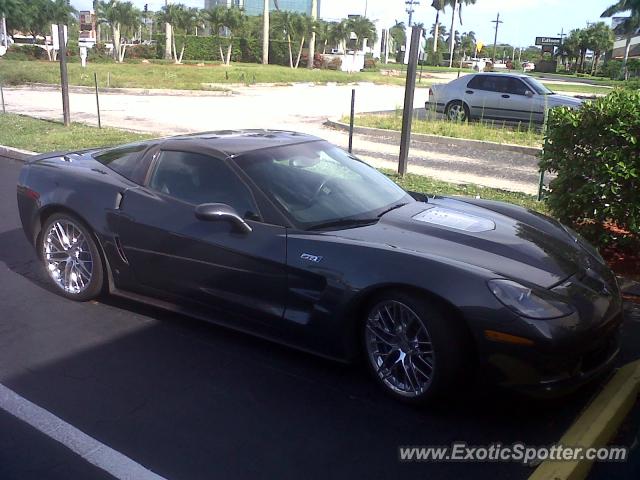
[300,253,323,263]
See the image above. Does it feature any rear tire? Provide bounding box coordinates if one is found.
[40,213,104,302]
[445,100,470,122]
[362,290,471,404]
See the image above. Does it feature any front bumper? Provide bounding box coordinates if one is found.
[475,274,624,396]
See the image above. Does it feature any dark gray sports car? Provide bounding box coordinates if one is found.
[17,131,622,403]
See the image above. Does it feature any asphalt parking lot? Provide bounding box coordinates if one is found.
[0,155,639,479]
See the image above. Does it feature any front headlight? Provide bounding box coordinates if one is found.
[488,279,574,319]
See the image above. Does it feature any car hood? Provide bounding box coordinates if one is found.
[329,197,601,289]
[546,94,584,108]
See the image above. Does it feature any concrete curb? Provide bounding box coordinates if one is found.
[0,145,36,162]
[324,118,542,156]
[529,359,640,480]
[10,83,234,97]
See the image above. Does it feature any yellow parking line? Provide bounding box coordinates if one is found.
[530,359,640,480]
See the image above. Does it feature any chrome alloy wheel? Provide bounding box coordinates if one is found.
[447,103,466,121]
[365,300,435,397]
[43,220,93,295]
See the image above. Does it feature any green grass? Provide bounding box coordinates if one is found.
[384,169,547,213]
[543,82,613,95]
[0,113,153,151]
[343,112,544,147]
[0,112,544,212]
[0,59,432,90]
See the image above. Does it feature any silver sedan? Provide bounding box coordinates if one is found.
[426,73,584,124]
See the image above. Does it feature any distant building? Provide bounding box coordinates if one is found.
[610,17,640,59]
[204,0,244,9]
[204,0,320,16]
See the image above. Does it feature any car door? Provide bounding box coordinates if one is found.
[115,148,288,324]
[465,75,504,120]
[500,77,545,124]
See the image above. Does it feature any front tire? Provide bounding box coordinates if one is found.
[363,291,470,404]
[40,213,104,301]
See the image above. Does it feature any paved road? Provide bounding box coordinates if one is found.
[0,156,638,479]
[3,85,542,194]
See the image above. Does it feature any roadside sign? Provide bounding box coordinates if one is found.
[535,36,561,46]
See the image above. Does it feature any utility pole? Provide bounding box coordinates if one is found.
[491,12,503,62]
[262,0,269,64]
[164,0,172,61]
[405,0,419,27]
[307,0,317,68]
[57,24,70,126]
[557,27,567,69]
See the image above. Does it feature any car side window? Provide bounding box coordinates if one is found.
[149,150,259,218]
[94,144,150,184]
[466,76,484,90]
[506,78,529,96]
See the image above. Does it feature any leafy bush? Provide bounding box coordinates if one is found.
[327,57,342,70]
[364,57,377,70]
[539,89,640,248]
[3,45,48,61]
[601,60,623,80]
[126,44,157,59]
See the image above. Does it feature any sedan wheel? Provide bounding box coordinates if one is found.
[41,214,104,301]
[365,300,435,398]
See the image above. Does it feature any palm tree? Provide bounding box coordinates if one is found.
[431,0,446,53]
[159,3,193,64]
[293,13,314,68]
[347,16,377,52]
[601,0,640,78]
[447,0,476,67]
[272,10,296,68]
[204,6,226,63]
[588,22,614,75]
[221,7,245,66]
[389,20,406,60]
[576,27,592,73]
[0,0,18,49]
[315,19,330,54]
[329,19,350,53]
[98,1,141,63]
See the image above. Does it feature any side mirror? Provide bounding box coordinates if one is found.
[195,203,252,234]
[525,90,534,98]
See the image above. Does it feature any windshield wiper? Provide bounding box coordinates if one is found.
[377,203,409,218]
[307,218,379,231]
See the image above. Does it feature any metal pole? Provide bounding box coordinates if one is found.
[398,26,422,177]
[491,13,503,62]
[58,24,70,126]
[0,83,5,113]
[537,170,545,201]
[94,72,101,129]
[348,89,355,153]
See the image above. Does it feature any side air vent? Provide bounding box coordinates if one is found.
[115,192,124,210]
[114,236,129,264]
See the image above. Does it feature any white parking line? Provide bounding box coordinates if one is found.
[0,383,167,480]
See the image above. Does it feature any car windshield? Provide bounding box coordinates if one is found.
[524,77,554,95]
[233,141,412,229]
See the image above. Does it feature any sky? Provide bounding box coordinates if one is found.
[71,0,626,47]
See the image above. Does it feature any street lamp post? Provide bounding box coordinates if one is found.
[491,12,503,62]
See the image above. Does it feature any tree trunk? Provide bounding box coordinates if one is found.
[433,11,440,53]
[623,34,632,80]
[287,33,293,68]
[262,0,269,64]
[226,41,233,66]
[219,42,225,63]
[112,25,120,61]
[322,39,327,54]
[172,35,178,63]
[178,43,185,64]
[295,36,304,68]
[448,0,458,68]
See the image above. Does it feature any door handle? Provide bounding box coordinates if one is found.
[501,94,510,98]
[465,90,474,94]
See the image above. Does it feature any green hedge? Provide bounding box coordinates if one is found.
[540,89,640,249]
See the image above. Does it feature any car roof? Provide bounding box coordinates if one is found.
[159,130,323,157]
[470,72,531,79]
